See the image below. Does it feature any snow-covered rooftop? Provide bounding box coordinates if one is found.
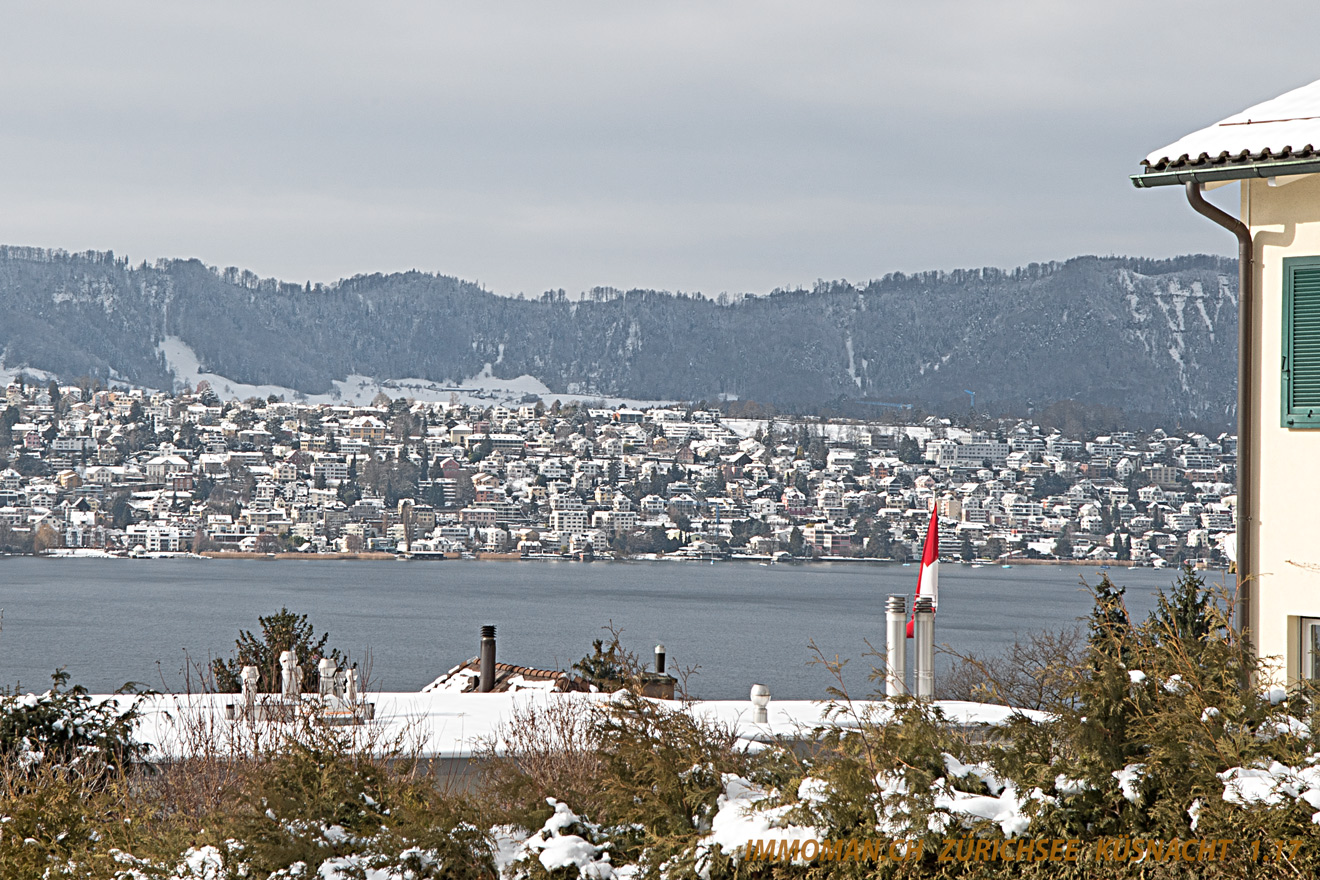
[113,691,1046,761]
[1144,78,1320,171]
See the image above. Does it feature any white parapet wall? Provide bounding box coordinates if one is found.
[98,690,1048,763]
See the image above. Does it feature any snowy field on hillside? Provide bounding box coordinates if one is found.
[721,419,935,442]
[156,336,672,409]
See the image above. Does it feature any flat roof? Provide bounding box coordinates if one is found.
[111,691,1047,760]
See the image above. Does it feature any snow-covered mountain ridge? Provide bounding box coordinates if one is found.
[0,248,1236,422]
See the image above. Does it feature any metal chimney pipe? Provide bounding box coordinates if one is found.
[913,597,935,700]
[478,625,496,693]
[750,683,771,724]
[654,644,666,674]
[318,657,338,697]
[885,595,908,698]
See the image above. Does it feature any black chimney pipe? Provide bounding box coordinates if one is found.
[479,625,496,693]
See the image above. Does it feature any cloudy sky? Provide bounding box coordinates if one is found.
[1,2,1316,297]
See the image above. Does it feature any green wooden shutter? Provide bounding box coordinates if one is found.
[1283,257,1320,427]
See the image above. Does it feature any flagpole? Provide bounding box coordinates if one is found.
[906,501,940,638]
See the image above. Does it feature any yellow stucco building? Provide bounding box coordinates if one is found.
[1136,79,1320,684]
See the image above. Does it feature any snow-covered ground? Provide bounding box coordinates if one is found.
[156,336,672,409]
[0,363,60,387]
[721,419,933,442]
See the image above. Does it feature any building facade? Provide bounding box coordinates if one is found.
[1137,78,1320,683]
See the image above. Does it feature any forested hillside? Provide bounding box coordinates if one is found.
[0,247,1238,422]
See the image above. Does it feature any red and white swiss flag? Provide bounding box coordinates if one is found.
[906,505,939,638]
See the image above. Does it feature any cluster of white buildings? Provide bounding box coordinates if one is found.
[0,378,1236,566]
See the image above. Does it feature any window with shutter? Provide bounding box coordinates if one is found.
[1305,618,1320,681]
[1282,257,1320,427]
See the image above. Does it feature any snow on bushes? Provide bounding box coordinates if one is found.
[498,798,629,879]
[1218,760,1320,821]
[0,670,145,775]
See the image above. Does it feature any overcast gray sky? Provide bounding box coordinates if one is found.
[0,2,1314,297]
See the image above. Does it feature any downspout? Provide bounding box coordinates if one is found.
[1184,181,1253,643]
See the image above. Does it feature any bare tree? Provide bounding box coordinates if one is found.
[937,626,1085,711]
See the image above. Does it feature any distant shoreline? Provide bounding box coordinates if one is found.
[200,551,397,561]
[16,549,1204,571]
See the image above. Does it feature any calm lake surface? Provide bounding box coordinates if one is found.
[0,558,1210,700]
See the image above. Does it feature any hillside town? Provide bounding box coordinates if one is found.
[0,377,1236,567]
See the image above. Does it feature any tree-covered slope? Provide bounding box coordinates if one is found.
[0,247,1237,421]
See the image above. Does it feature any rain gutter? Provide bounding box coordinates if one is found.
[1179,182,1254,643]
[1131,157,1320,188]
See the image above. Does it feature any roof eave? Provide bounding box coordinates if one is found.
[1132,156,1320,188]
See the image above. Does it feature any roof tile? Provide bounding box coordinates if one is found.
[1144,78,1320,171]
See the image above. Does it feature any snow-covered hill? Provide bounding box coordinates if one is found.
[0,247,1236,422]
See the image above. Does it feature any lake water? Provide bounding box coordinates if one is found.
[0,558,1211,700]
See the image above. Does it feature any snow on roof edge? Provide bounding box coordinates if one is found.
[1143,77,1320,171]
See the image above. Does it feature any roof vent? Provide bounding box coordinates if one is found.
[479,625,496,692]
